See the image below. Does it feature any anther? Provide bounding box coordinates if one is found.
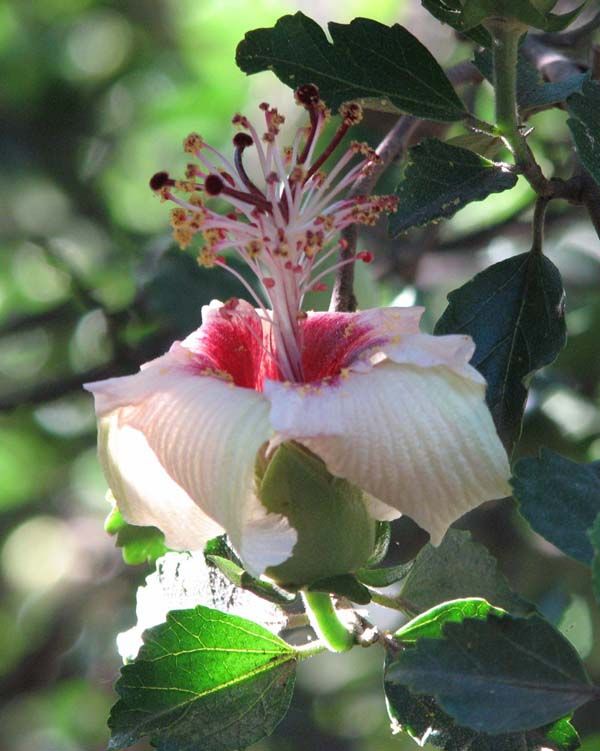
[357,251,374,263]
[149,171,172,191]
[204,174,225,196]
[233,132,254,149]
[295,84,321,108]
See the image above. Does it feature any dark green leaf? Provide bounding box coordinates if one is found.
[421,0,492,46]
[512,450,600,565]
[308,574,371,604]
[384,682,533,750]
[387,613,595,734]
[568,80,600,188]
[104,507,168,566]
[206,555,296,605]
[435,250,566,453]
[461,0,585,32]
[396,598,505,643]
[109,606,297,751]
[356,561,413,588]
[400,530,533,615]
[389,139,517,236]
[474,48,587,111]
[203,534,243,566]
[384,680,578,751]
[236,13,466,121]
[589,513,600,604]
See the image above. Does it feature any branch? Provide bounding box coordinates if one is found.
[330,61,482,312]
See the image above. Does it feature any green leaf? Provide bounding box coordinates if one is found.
[544,716,580,751]
[435,250,566,453]
[396,598,505,643]
[387,613,596,734]
[384,682,536,750]
[384,681,579,751]
[109,606,297,751]
[474,48,587,111]
[206,555,296,605]
[389,139,517,236]
[421,0,492,46]
[511,450,600,564]
[236,13,466,121]
[568,80,600,188]
[365,521,391,567]
[399,530,532,615]
[104,507,168,566]
[203,534,243,566]
[589,513,600,604]
[461,0,585,31]
[356,561,413,588]
[308,573,371,604]
[116,552,288,663]
[386,601,578,751]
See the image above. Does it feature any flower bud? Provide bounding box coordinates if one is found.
[258,442,377,587]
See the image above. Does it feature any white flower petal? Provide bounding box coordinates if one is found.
[87,359,296,573]
[265,357,510,545]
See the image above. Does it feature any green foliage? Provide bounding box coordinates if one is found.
[261,442,376,587]
[385,600,577,749]
[236,13,466,121]
[109,606,297,751]
[206,555,296,605]
[355,561,413,587]
[459,0,585,32]
[395,598,505,643]
[399,530,532,615]
[512,450,600,564]
[307,574,371,604]
[387,612,595,734]
[435,250,567,453]
[421,0,492,46]
[364,521,391,566]
[474,48,587,111]
[589,514,600,604]
[568,80,600,188]
[389,139,517,236]
[104,507,168,566]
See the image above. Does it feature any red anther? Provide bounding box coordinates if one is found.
[294,84,321,107]
[339,238,349,251]
[263,277,276,289]
[204,174,225,195]
[233,132,254,149]
[284,261,293,270]
[259,102,270,111]
[216,255,227,265]
[226,212,238,221]
[312,282,328,292]
[149,171,172,191]
[357,251,374,263]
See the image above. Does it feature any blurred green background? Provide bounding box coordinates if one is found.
[1,1,600,749]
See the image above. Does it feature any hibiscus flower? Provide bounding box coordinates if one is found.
[86,85,510,577]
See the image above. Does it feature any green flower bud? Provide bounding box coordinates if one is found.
[258,442,377,587]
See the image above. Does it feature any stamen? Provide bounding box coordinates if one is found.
[150,171,174,191]
[233,133,265,198]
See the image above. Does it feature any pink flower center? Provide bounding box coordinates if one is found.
[187,303,387,391]
[151,84,398,384]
